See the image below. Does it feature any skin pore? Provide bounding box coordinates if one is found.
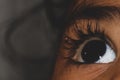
[52,0,120,80]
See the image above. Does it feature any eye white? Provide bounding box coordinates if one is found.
[96,44,116,63]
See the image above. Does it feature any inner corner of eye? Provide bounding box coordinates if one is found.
[71,38,116,64]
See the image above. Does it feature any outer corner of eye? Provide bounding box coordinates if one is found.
[72,40,116,64]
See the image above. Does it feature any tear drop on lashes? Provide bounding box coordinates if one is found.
[63,34,80,49]
[63,35,74,45]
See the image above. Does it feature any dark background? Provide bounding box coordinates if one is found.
[0,0,72,80]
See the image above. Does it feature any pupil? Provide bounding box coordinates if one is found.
[81,40,106,63]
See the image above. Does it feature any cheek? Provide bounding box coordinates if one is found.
[53,53,111,80]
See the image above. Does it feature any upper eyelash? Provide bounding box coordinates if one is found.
[80,21,99,34]
[63,20,106,50]
[73,20,105,40]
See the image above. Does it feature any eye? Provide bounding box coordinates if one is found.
[72,38,116,64]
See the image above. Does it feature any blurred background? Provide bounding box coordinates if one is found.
[0,0,71,80]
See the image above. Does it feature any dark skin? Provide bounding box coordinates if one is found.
[52,0,120,80]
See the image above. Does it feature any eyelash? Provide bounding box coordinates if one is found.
[64,21,105,43]
[74,21,105,40]
[63,21,109,60]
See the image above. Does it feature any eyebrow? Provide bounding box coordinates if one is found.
[69,5,120,21]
